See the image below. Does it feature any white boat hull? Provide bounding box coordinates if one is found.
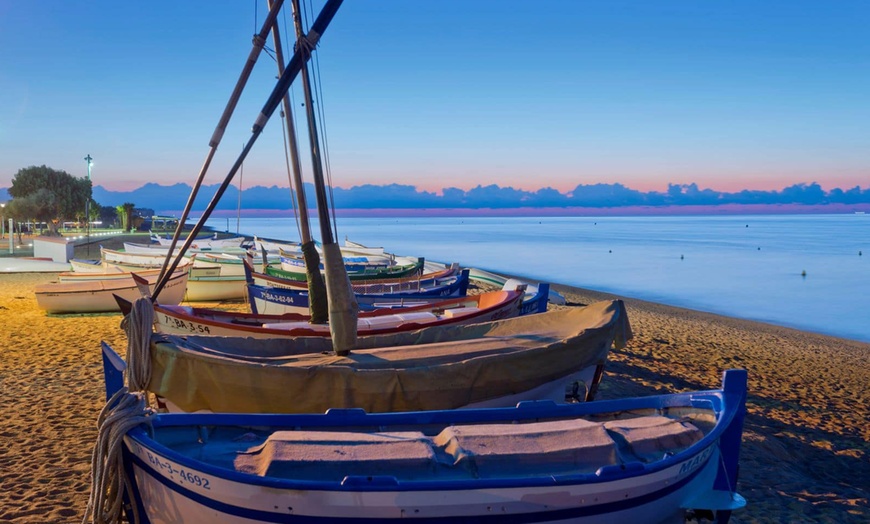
[184,277,247,301]
[34,270,188,313]
[124,443,721,523]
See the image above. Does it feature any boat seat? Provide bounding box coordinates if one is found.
[359,312,437,329]
[261,312,439,331]
[442,307,478,319]
[603,416,704,463]
[433,419,619,477]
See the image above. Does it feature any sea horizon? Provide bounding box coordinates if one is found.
[177,202,870,219]
[192,213,870,344]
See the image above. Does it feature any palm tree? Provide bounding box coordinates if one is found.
[116,202,136,232]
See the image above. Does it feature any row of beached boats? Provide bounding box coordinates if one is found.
[80,2,747,522]
[32,240,439,313]
[75,229,748,524]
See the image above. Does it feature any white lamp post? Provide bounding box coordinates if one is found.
[1,202,5,240]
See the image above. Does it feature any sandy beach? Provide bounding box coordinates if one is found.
[1,235,868,523]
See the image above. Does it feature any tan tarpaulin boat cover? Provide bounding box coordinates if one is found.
[148,300,632,414]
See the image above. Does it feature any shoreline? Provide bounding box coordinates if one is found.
[0,235,867,522]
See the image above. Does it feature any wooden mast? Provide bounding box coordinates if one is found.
[267,0,328,323]
[290,0,358,354]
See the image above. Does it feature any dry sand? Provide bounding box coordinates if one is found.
[0,235,868,523]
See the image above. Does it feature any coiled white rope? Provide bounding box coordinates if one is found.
[120,297,154,392]
[83,297,155,523]
[82,388,152,524]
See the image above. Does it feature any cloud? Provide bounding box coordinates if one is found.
[4,181,869,215]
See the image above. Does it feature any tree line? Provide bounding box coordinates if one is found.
[4,166,143,236]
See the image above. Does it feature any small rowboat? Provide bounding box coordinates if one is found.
[263,256,424,282]
[247,269,471,315]
[34,268,188,314]
[107,301,631,415]
[148,286,542,338]
[248,259,459,293]
[97,354,746,524]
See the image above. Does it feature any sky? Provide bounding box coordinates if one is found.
[1,1,869,196]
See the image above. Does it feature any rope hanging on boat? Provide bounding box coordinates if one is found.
[310,44,340,242]
[82,388,151,524]
[83,298,154,523]
[120,298,154,393]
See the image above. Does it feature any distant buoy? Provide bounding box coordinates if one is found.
[860,251,863,256]
[746,224,749,228]
[801,270,807,277]
[608,250,612,253]
[680,255,684,260]
[758,247,761,250]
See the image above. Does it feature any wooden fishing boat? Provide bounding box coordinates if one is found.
[98,355,747,524]
[106,300,630,414]
[184,272,247,301]
[264,255,424,282]
[69,258,119,273]
[247,268,471,315]
[57,265,170,282]
[151,232,246,250]
[279,247,400,268]
[247,259,459,292]
[469,266,568,305]
[254,236,389,258]
[181,253,250,301]
[33,268,188,313]
[123,241,250,257]
[148,286,545,338]
[97,247,194,272]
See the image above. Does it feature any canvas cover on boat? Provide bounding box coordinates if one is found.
[147,300,632,414]
[226,415,701,482]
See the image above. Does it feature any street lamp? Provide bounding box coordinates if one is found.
[1,202,5,240]
[84,154,93,249]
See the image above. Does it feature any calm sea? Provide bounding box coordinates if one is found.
[198,214,869,343]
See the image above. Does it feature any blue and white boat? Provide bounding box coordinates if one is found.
[247,268,471,315]
[97,352,747,524]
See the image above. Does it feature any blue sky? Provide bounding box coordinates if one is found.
[1,1,868,195]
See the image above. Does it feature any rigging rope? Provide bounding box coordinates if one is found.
[311,52,339,242]
[299,0,339,242]
[280,108,303,241]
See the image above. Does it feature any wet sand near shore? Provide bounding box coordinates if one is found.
[0,234,867,523]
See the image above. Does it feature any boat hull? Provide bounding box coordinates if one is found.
[124,442,721,523]
[154,289,527,338]
[248,269,471,315]
[109,369,746,524]
[184,276,247,301]
[140,303,630,414]
[264,257,424,282]
[34,270,188,313]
